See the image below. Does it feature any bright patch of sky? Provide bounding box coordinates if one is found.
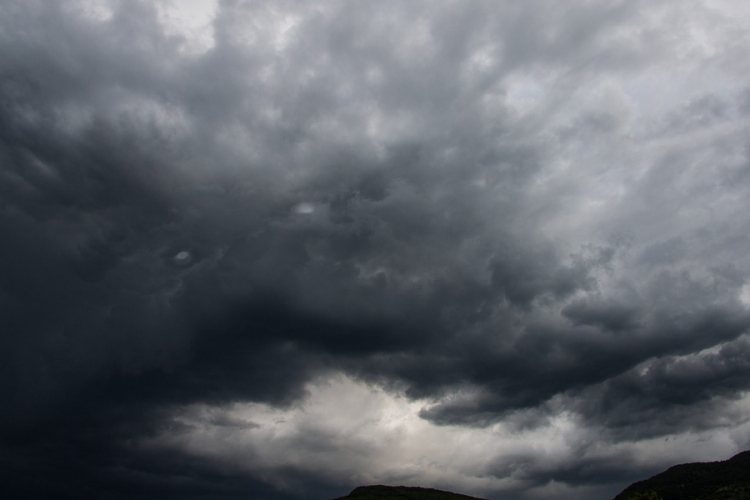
[157,0,218,55]
[293,202,316,215]
[147,373,750,500]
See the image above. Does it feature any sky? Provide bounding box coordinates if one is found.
[2,1,750,499]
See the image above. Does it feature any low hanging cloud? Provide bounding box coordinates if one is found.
[2,1,750,499]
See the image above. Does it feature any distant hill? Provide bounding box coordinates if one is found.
[328,485,490,500]
[613,450,750,500]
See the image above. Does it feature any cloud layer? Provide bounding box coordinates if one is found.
[2,1,750,499]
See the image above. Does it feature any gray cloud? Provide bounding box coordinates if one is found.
[2,1,750,499]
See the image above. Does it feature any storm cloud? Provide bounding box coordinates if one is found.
[2,1,750,499]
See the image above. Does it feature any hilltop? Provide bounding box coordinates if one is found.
[329,485,490,500]
[613,450,750,500]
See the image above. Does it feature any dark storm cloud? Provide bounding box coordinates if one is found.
[2,1,750,499]
[570,334,750,437]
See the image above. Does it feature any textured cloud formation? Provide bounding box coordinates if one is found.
[2,1,750,499]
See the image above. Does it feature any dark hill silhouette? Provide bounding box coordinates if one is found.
[612,450,750,500]
[329,485,490,500]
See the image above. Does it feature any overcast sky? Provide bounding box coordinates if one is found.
[2,1,750,499]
